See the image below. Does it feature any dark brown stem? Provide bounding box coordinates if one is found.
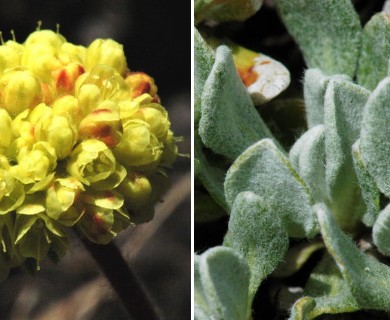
[77,232,160,320]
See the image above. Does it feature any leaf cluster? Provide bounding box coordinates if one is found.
[194,1,390,319]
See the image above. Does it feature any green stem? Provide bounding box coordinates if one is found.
[77,232,160,319]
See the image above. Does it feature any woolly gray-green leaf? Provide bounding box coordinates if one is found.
[198,246,250,320]
[194,28,215,127]
[289,254,359,320]
[199,45,273,160]
[194,255,208,310]
[357,12,390,90]
[352,139,380,227]
[194,131,228,211]
[324,78,369,230]
[275,0,362,77]
[373,204,390,257]
[303,253,359,318]
[303,69,351,128]
[194,0,263,24]
[224,191,289,305]
[224,139,318,238]
[194,304,212,320]
[289,125,327,203]
[316,203,390,311]
[361,77,390,198]
[303,69,328,128]
[289,297,316,320]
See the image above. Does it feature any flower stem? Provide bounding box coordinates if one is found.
[77,232,160,319]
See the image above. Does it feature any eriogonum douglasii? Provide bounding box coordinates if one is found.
[0,29,179,281]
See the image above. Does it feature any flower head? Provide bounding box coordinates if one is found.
[0,28,179,276]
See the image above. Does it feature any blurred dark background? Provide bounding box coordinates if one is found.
[0,0,190,102]
[0,1,191,319]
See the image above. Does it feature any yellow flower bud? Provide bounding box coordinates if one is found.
[46,177,84,222]
[24,30,66,50]
[12,109,30,138]
[75,83,101,115]
[77,204,115,244]
[78,108,122,148]
[53,62,85,95]
[21,44,62,83]
[77,65,128,102]
[58,42,86,65]
[28,103,52,124]
[131,103,170,140]
[11,141,56,185]
[34,113,77,160]
[25,104,77,160]
[125,71,158,99]
[0,40,24,74]
[118,94,153,121]
[85,39,127,75]
[76,197,130,244]
[118,100,139,119]
[0,70,41,115]
[113,120,163,167]
[126,172,170,224]
[66,139,126,189]
[9,109,36,157]
[51,95,83,125]
[117,172,152,209]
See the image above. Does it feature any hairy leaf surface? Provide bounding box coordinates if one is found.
[357,12,390,90]
[199,45,272,160]
[275,0,362,77]
[224,191,288,304]
[194,29,215,127]
[361,77,390,198]
[373,204,390,257]
[224,139,318,238]
[316,203,390,311]
[197,246,250,320]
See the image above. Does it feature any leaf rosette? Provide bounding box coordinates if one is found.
[195,2,390,319]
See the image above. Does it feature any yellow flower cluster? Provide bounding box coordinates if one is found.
[0,29,178,280]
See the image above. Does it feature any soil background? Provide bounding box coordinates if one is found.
[0,1,191,319]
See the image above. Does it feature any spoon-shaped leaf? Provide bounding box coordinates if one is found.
[352,139,380,227]
[275,0,362,77]
[197,246,251,320]
[289,125,327,203]
[357,12,390,90]
[324,78,369,230]
[194,131,228,211]
[315,203,390,311]
[194,29,214,127]
[361,77,390,198]
[224,191,289,305]
[199,45,273,160]
[303,69,350,128]
[225,138,318,238]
